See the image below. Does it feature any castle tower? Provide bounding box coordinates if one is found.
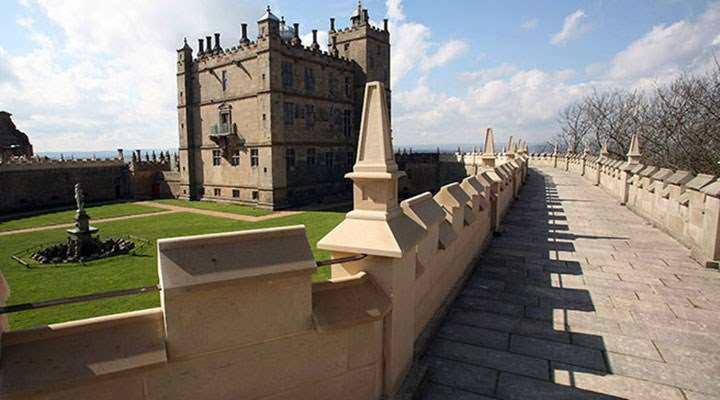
[329,2,391,130]
[176,38,198,200]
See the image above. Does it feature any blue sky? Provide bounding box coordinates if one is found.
[0,0,719,151]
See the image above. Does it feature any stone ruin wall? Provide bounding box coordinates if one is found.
[0,157,182,215]
[0,158,131,214]
[529,152,720,268]
[0,152,528,400]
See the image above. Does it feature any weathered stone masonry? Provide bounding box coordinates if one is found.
[0,82,528,399]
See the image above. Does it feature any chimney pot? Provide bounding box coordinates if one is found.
[241,23,248,43]
[214,33,221,51]
[330,17,336,32]
[383,18,388,31]
[198,38,204,54]
[205,36,212,52]
[293,23,299,38]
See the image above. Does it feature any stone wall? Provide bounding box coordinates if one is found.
[0,158,131,214]
[0,159,527,400]
[529,152,720,268]
[0,82,528,399]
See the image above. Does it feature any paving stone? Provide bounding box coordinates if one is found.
[653,339,720,369]
[455,295,525,316]
[436,323,509,351]
[496,372,623,400]
[426,357,498,396]
[552,362,684,400]
[683,390,720,400]
[428,338,549,380]
[409,168,720,399]
[570,331,661,361]
[606,352,720,395]
[510,334,607,371]
[448,309,571,343]
[419,383,497,400]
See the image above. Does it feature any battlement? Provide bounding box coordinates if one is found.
[529,151,720,268]
[0,157,124,172]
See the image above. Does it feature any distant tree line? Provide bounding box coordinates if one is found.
[548,61,720,175]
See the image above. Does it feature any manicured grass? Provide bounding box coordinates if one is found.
[0,210,344,330]
[154,199,273,217]
[0,203,164,233]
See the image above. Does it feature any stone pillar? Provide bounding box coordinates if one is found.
[552,144,558,168]
[481,128,496,168]
[158,226,317,360]
[317,82,424,396]
[621,134,642,205]
[700,182,720,268]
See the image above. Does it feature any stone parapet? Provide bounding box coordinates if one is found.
[529,153,720,268]
[0,158,124,172]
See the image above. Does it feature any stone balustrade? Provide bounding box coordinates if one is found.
[0,82,528,400]
[529,151,720,268]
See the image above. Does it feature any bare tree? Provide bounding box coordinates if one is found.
[552,62,720,175]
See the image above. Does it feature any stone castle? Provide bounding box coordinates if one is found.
[177,4,391,209]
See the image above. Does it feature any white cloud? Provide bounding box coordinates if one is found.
[551,9,588,46]
[0,0,265,151]
[386,0,405,22]
[386,0,468,86]
[521,18,539,30]
[420,40,469,73]
[608,3,720,81]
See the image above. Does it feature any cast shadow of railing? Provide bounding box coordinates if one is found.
[420,168,625,399]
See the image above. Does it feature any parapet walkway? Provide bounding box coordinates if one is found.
[417,166,720,400]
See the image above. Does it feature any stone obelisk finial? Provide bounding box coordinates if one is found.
[600,141,609,159]
[506,135,515,159]
[481,128,496,168]
[317,81,422,258]
[627,133,641,165]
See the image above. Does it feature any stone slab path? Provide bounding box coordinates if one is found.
[140,201,302,222]
[418,166,720,400]
[0,210,178,237]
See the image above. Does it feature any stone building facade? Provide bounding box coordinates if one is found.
[177,4,390,209]
[0,112,33,161]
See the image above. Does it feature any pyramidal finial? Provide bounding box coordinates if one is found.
[553,143,558,155]
[351,81,398,175]
[484,128,495,154]
[601,140,609,157]
[481,128,496,167]
[317,81,423,259]
[627,133,641,164]
[506,136,514,154]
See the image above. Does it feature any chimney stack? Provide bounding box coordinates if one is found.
[240,23,249,44]
[205,36,212,52]
[291,23,301,46]
[214,33,221,51]
[330,17,336,32]
[330,36,338,57]
[383,18,388,31]
[198,38,204,54]
[117,149,124,161]
[311,29,320,51]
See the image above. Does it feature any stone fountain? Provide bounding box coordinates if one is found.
[30,183,135,264]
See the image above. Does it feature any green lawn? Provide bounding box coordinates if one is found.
[0,210,344,330]
[154,199,273,217]
[0,203,164,233]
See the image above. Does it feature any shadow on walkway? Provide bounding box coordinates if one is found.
[417,168,623,399]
